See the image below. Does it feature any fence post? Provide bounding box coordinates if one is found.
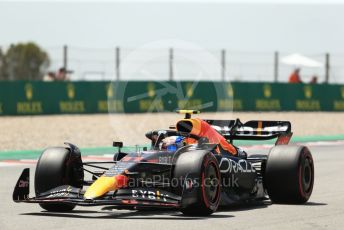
[169,48,174,81]
[63,45,68,70]
[274,51,279,82]
[325,53,330,83]
[221,49,226,81]
[115,46,120,81]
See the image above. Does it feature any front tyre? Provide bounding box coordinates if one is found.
[174,150,221,216]
[265,145,314,204]
[35,146,84,212]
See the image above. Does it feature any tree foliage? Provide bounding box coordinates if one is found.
[0,42,50,80]
[0,48,6,79]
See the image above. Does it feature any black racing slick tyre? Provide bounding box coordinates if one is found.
[174,150,221,216]
[265,145,314,204]
[35,146,84,212]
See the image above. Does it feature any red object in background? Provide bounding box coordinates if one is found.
[288,69,302,83]
[289,73,302,83]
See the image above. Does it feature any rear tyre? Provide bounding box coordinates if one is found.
[265,145,314,204]
[35,147,84,212]
[174,150,221,216]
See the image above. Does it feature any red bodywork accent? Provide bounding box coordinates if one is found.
[275,133,293,145]
[122,156,143,162]
[122,199,139,205]
[116,174,129,188]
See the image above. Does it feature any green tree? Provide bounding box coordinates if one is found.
[0,47,7,80]
[0,42,50,80]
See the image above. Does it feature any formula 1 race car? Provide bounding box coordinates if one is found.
[13,110,314,216]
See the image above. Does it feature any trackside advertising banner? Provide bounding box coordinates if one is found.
[0,81,344,115]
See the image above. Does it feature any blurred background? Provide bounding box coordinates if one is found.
[1,1,344,83]
[1,0,344,150]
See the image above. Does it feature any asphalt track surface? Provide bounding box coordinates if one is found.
[1,145,343,230]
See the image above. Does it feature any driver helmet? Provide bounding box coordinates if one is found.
[161,136,184,151]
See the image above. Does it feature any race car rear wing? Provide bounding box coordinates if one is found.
[205,119,292,144]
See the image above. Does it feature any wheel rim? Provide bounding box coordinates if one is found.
[302,157,313,193]
[204,162,220,204]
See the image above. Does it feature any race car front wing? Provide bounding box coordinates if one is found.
[13,168,181,209]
